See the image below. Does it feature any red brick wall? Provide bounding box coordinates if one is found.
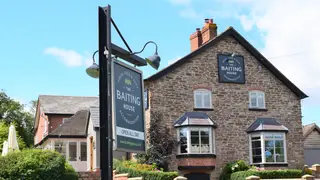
[177,157,216,167]
[34,111,46,145]
[48,114,73,133]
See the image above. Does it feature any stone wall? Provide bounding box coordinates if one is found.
[144,35,305,175]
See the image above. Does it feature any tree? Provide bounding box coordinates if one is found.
[0,90,34,147]
[29,100,38,116]
[135,111,177,171]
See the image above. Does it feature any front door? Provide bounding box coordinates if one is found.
[185,173,210,180]
[68,141,87,172]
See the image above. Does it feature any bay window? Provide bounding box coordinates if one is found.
[249,132,287,164]
[177,127,215,154]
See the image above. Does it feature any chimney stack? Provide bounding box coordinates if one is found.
[189,18,217,52]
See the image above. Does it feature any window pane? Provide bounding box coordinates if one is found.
[54,141,66,158]
[203,93,211,108]
[250,93,257,107]
[200,130,210,153]
[265,140,274,162]
[251,141,261,149]
[275,140,284,148]
[195,94,202,108]
[80,142,87,161]
[69,142,77,161]
[191,131,200,153]
[253,156,262,163]
[257,94,264,108]
[251,136,261,140]
[179,128,188,153]
[252,139,262,163]
[276,155,285,162]
[274,134,283,139]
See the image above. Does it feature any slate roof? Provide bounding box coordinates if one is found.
[38,95,99,114]
[303,123,320,139]
[144,27,308,99]
[246,118,288,133]
[89,106,100,128]
[173,112,216,127]
[50,109,90,136]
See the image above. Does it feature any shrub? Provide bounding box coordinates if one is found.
[230,169,302,180]
[220,160,250,180]
[0,149,77,180]
[62,162,78,180]
[114,159,178,180]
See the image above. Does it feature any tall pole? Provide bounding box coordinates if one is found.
[98,5,113,180]
[105,4,114,180]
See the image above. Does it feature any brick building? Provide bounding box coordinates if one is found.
[144,19,308,179]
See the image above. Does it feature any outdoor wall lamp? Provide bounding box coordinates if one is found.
[86,40,161,78]
[130,41,161,70]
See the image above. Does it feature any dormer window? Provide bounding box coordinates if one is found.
[194,89,212,109]
[174,112,216,155]
[249,90,265,109]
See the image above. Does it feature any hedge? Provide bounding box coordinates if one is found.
[114,160,178,180]
[230,169,302,180]
[0,149,78,180]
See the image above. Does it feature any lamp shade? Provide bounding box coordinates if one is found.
[146,54,161,70]
[86,62,100,78]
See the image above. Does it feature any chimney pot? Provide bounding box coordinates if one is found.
[205,18,209,23]
[196,28,200,31]
[209,19,213,24]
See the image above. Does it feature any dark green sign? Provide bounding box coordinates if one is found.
[112,60,146,153]
[218,54,245,84]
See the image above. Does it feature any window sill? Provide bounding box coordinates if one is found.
[249,108,268,111]
[193,108,214,111]
[176,153,216,159]
[251,163,288,167]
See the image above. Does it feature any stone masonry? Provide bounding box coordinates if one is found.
[144,26,305,178]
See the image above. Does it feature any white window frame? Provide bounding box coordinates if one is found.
[62,118,69,124]
[194,89,212,109]
[249,132,287,165]
[43,120,48,136]
[177,126,215,155]
[249,90,266,109]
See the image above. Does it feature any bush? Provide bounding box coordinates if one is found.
[114,159,178,180]
[0,149,78,180]
[62,162,78,180]
[220,160,250,180]
[230,169,302,180]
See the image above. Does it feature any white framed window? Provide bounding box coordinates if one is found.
[62,118,69,123]
[194,89,212,109]
[249,132,287,164]
[249,90,265,109]
[177,127,215,154]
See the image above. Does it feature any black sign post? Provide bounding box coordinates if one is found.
[112,60,146,152]
[218,54,245,84]
[88,4,160,180]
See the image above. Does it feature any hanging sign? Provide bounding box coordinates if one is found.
[112,60,146,153]
[218,54,245,84]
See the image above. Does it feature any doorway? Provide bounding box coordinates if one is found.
[185,172,210,180]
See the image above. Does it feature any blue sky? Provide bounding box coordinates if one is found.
[0,0,319,125]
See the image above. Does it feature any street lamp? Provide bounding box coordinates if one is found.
[85,4,160,180]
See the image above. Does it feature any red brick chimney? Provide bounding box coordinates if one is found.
[189,18,217,52]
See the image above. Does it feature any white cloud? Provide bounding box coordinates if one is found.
[168,0,191,6]
[44,47,83,67]
[168,56,182,65]
[238,15,256,31]
[237,0,320,91]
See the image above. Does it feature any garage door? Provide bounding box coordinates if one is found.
[185,173,210,180]
[304,148,320,166]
